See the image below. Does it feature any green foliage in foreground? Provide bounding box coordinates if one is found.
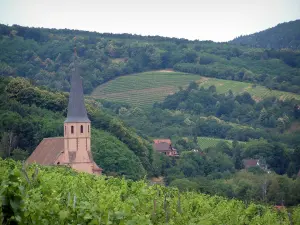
[1,159,298,225]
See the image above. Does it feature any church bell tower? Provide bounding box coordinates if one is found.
[62,44,101,174]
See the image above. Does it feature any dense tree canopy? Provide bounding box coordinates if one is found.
[231,19,300,50]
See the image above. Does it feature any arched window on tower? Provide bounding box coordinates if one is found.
[80,125,83,133]
[88,125,90,133]
[71,126,74,134]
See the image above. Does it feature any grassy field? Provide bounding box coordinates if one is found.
[91,71,300,108]
[197,137,239,149]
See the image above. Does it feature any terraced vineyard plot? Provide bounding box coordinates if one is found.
[91,71,300,108]
[95,87,176,107]
[91,71,202,108]
[198,78,300,101]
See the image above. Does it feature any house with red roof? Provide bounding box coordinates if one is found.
[243,159,259,169]
[153,139,179,157]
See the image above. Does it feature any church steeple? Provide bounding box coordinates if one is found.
[62,40,101,175]
[28,39,102,175]
[65,44,90,123]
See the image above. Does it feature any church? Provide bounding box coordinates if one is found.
[26,54,102,175]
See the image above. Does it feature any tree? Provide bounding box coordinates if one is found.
[187,81,198,91]
[208,85,216,93]
[0,132,18,158]
[11,148,29,161]
[169,178,199,191]
[276,118,285,133]
[259,108,268,125]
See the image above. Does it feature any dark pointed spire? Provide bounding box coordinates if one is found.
[65,41,90,123]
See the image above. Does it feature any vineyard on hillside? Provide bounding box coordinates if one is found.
[91,71,300,108]
[198,78,300,102]
[1,159,299,224]
[91,71,201,108]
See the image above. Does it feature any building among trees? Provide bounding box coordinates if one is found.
[153,139,179,157]
[26,54,102,175]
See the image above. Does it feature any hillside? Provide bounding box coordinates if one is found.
[1,23,300,96]
[231,20,300,50]
[1,159,299,225]
[1,22,300,211]
[92,71,300,108]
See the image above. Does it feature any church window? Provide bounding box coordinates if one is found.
[80,125,83,133]
[88,125,90,133]
[71,126,74,134]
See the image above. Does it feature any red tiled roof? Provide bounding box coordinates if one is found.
[153,142,172,152]
[93,162,103,171]
[274,205,285,211]
[153,139,171,145]
[243,159,258,168]
[26,137,64,165]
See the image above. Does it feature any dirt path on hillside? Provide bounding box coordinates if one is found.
[156,69,174,73]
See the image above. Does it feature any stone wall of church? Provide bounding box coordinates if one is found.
[64,122,92,163]
[71,162,94,174]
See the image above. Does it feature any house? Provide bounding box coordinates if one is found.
[26,51,102,175]
[153,139,172,145]
[243,159,271,173]
[153,139,179,157]
[274,205,286,211]
[243,159,259,169]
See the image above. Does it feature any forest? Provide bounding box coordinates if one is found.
[1,22,300,95]
[1,20,300,215]
[231,19,300,50]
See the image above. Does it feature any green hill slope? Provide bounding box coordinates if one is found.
[1,159,297,225]
[1,23,300,97]
[230,19,300,50]
[91,71,300,108]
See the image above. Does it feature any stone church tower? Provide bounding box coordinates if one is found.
[27,52,102,175]
[62,58,98,173]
